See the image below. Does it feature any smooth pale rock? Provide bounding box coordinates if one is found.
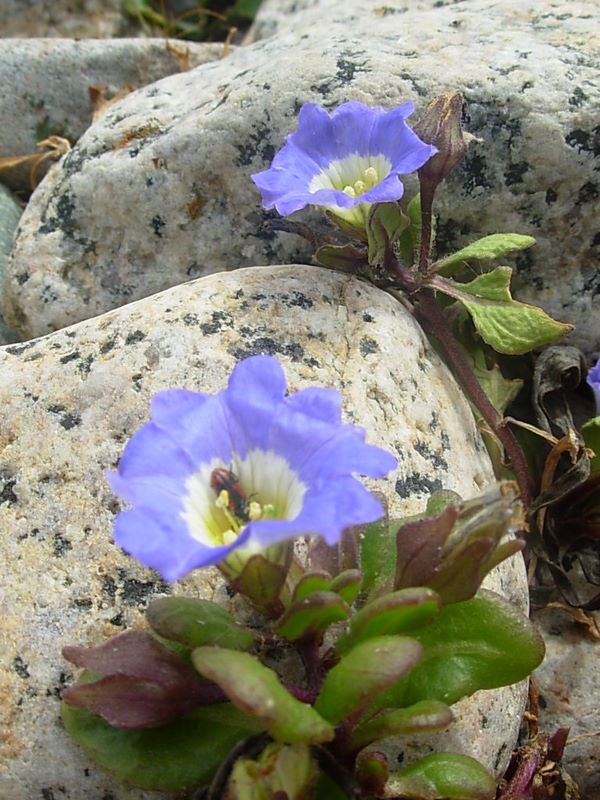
[532,607,600,796]
[0,265,526,799]
[0,39,229,192]
[1,0,598,356]
[0,185,22,344]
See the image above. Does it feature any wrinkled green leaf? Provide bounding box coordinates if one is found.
[383,752,496,799]
[434,233,536,277]
[371,591,544,711]
[315,636,423,725]
[61,701,262,791]
[292,572,332,602]
[275,591,350,642]
[191,647,334,744]
[583,417,600,476]
[146,597,254,650]
[434,268,573,355]
[349,699,453,752]
[336,588,440,656]
[367,202,410,268]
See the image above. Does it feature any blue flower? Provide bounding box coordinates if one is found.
[251,101,436,228]
[587,357,600,412]
[108,356,397,581]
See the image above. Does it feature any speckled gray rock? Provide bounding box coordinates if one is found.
[0,38,229,192]
[532,607,600,796]
[2,0,598,354]
[0,264,527,799]
[0,185,22,344]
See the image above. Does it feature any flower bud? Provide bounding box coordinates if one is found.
[413,91,469,189]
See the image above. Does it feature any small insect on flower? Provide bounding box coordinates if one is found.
[210,467,250,522]
[107,355,397,581]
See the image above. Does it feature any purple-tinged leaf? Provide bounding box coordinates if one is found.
[314,636,423,726]
[292,571,332,603]
[275,591,350,643]
[370,591,545,712]
[497,728,575,800]
[349,699,453,753]
[62,631,215,728]
[63,630,196,684]
[328,569,363,605]
[394,505,458,588]
[191,647,334,745]
[336,587,440,656]
[146,596,255,650]
[355,751,389,797]
[61,673,209,729]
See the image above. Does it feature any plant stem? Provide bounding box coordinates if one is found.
[416,287,532,508]
[409,179,533,509]
[418,182,436,276]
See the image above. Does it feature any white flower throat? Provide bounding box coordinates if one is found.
[181,450,307,548]
[309,153,392,227]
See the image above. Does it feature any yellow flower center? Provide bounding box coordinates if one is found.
[180,450,306,549]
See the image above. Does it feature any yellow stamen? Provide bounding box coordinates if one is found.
[364,166,378,186]
[343,185,356,197]
[222,529,238,546]
[248,501,263,520]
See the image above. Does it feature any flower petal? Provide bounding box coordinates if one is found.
[108,355,397,581]
[252,100,436,218]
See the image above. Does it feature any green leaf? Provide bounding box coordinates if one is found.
[370,591,545,711]
[336,588,440,656]
[472,361,524,417]
[349,699,453,752]
[434,268,573,354]
[328,569,362,605]
[398,194,423,267]
[314,636,423,725]
[425,489,462,516]
[228,550,290,614]
[275,591,350,642]
[367,202,410,268]
[61,701,263,792]
[313,770,351,800]
[146,597,255,650]
[384,752,496,799]
[191,647,334,744]
[359,517,396,598]
[583,417,600,476]
[314,242,368,273]
[292,572,332,602]
[226,0,263,21]
[434,233,536,277]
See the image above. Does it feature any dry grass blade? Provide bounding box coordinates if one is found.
[0,135,71,190]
